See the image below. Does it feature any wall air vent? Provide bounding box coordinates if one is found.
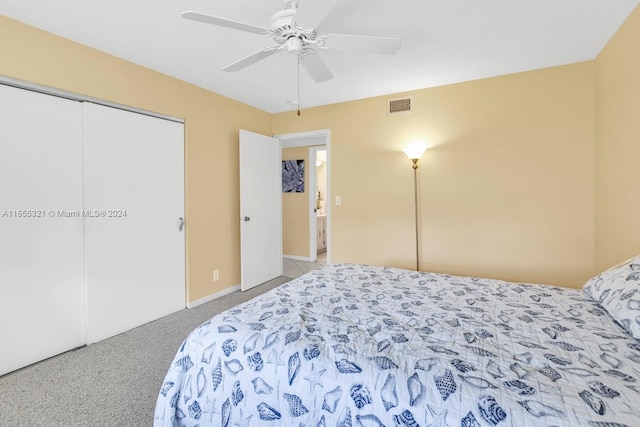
[387,96,412,115]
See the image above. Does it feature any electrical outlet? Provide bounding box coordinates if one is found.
[213,269,220,282]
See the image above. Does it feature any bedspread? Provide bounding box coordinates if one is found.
[154,264,640,426]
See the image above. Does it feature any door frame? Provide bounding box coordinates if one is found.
[308,146,326,260]
[276,129,331,264]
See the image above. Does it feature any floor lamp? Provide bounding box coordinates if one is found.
[404,143,426,271]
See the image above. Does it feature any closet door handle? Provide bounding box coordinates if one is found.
[178,217,185,232]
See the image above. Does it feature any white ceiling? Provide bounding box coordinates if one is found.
[2,1,638,113]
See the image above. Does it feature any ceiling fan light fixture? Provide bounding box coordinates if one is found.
[287,37,303,52]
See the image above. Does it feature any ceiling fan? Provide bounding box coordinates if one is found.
[182,0,402,83]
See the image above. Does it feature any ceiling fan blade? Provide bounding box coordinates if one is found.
[299,52,333,83]
[222,46,281,72]
[293,0,339,29]
[323,33,402,55]
[182,11,269,35]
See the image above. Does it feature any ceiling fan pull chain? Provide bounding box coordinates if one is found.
[297,55,301,116]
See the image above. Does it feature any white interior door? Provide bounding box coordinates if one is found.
[240,129,282,291]
[83,103,185,344]
[0,85,85,375]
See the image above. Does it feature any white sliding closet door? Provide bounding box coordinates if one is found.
[0,85,85,375]
[83,103,185,344]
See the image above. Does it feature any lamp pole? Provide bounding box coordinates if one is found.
[411,159,419,271]
[404,142,426,272]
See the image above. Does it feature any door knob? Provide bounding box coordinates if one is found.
[178,217,185,231]
[243,216,251,222]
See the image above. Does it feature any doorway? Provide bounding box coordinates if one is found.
[277,129,331,277]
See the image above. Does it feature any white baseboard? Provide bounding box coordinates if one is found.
[283,254,314,262]
[186,284,241,309]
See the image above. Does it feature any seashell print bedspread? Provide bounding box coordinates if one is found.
[154,264,640,426]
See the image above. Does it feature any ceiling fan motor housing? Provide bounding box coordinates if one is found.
[270,9,296,32]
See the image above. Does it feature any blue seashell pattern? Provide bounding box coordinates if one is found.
[283,393,309,417]
[155,264,640,427]
[349,383,372,409]
[257,402,281,421]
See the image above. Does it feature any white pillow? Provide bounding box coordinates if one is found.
[583,255,640,339]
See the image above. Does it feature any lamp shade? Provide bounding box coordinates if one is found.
[403,142,427,160]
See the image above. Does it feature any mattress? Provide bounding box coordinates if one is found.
[154,264,640,426]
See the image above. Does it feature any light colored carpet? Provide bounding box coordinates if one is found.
[0,276,292,427]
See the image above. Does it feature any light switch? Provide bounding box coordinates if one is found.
[335,196,341,206]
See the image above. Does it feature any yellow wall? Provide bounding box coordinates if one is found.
[282,147,310,257]
[274,63,595,288]
[595,5,640,271]
[0,16,272,303]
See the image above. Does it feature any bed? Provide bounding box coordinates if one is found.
[154,262,640,426]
